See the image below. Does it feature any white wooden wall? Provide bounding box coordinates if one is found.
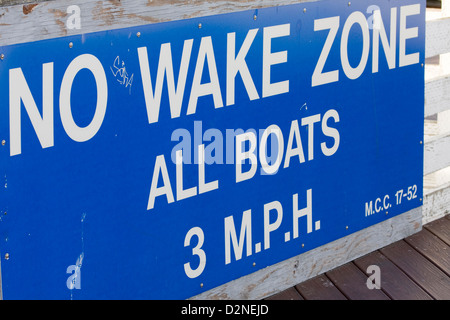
[423,0,450,224]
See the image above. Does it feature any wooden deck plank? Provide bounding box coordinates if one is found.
[353,251,433,300]
[405,228,450,276]
[265,287,303,300]
[295,274,347,300]
[380,240,450,300]
[424,216,450,246]
[263,215,450,300]
[325,262,390,300]
[195,208,421,300]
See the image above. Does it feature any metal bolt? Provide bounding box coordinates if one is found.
[420,140,423,144]
[346,226,349,230]
[137,32,141,37]
[4,253,9,260]
[303,8,307,13]
[1,140,5,146]
[302,244,305,248]
[253,15,257,20]
[0,54,4,60]
[198,23,202,29]
[253,262,256,266]
[69,42,73,48]
[348,2,351,6]
[200,283,204,288]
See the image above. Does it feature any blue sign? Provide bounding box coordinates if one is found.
[0,0,424,299]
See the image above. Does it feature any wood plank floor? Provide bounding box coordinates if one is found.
[266,215,450,300]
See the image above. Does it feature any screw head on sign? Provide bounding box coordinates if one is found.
[5,253,9,260]
[137,32,141,37]
[0,54,4,60]
[1,140,5,146]
[69,42,73,48]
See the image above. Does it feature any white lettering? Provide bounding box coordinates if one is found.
[187,36,223,115]
[399,4,420,67]
[176,150,197,201]
[312,16,340,87]
[225,210,252,264]
[264,201,283,250]
[59,54,108,142]
[198,144,219,194]
[262,24,290,97]
[147,155,175,210]
[372,8,397,73]
[283,120,305,168]
[259,124,284,175]
[301,114,321,161]
[235,131,258,183]
[321,109,340,156]
[227,29,260,106]
[293,189,312,238]
[138,40,193,124]
[9,63,54,156]
[340,11,370,80]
